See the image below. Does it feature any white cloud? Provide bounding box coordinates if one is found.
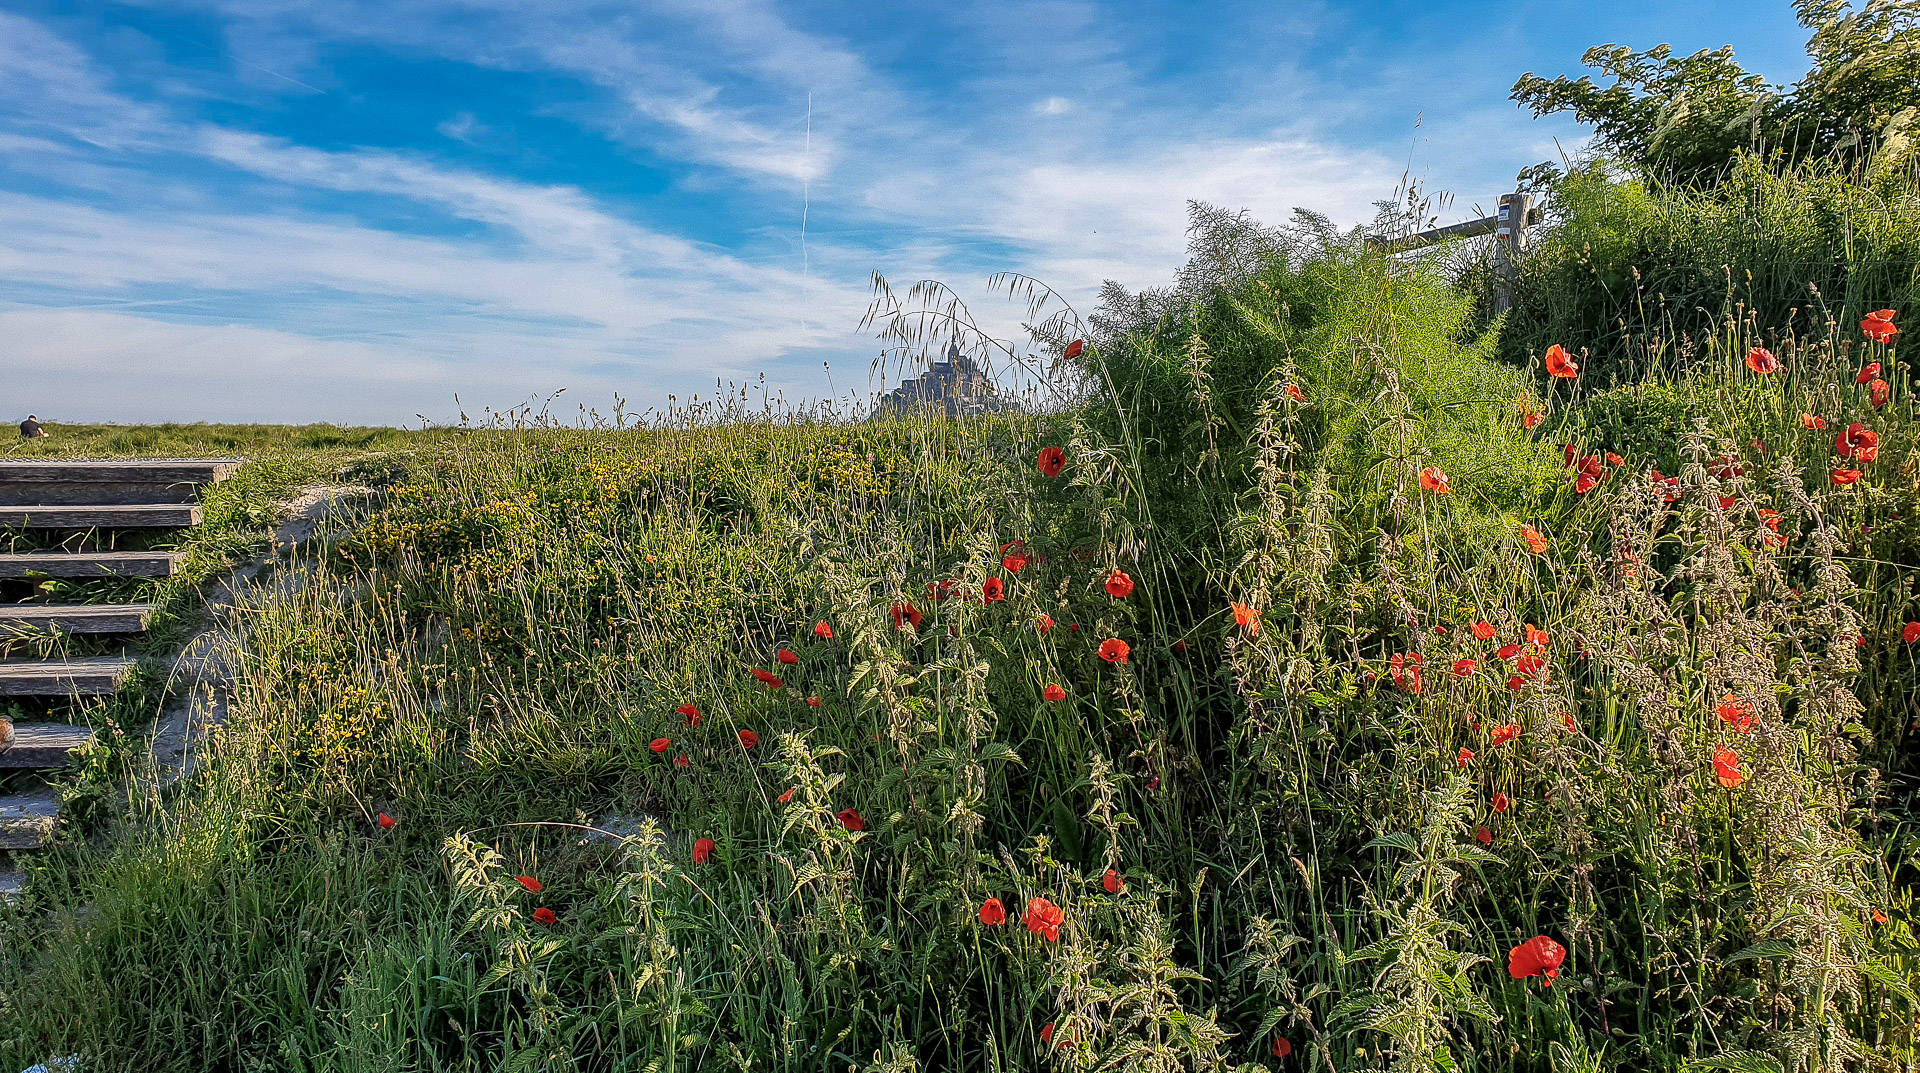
[0,2,1435,423]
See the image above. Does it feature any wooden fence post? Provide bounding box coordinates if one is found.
[1492,191,1533,316]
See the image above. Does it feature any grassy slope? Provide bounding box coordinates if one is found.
[0,263,1916,1071]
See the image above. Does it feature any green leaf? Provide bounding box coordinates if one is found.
[1728,940,1797,962]
[1364,831,1419,854]
[1684,1051,1784,1073]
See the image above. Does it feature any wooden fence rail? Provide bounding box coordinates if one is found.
[1371,191,1543,314]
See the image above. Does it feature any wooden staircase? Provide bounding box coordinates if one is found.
[0,459,239,871]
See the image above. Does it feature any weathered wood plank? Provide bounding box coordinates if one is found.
[0,604,153,635]
[0,787,59,850]
[0,723,94,768]
[0,504,200,528]
[0,460,243,483]
[0,481,203,506]
[0,658,133,696]
[0,551,183,577]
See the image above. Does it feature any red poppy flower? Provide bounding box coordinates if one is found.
[1871,379,1890,407]
[1471,621,1496,641]
[777,648,799,666]
[1563,713,1579,734]
[1491,723,1522,746]
[1496,643,1522,661]
[515,875,544,893]
[1716,694,1756,733]
[1713,747,1744,788]
[1063,339,1085,360]
[1605,451,1625,466]
[778,788,796,804]
[1800,412,1828,431]
[1104,570,1134,598]
[979,897,1007,925]
[813,620,833,640]
[1229,600,1261,634]
[1102,868,1123,893]
[1520,525,1548,554]
[532,907,557,925]
[1522,411,1543,430]
[1572,454,1604,494]
[1744,346,1779,374]
[1836,423,1879,462]
[1524,624,1549,647]
[807,694,823,707]
[674,754,689,767]
[1036,614,1055,633]
[1042,683,1067,702]
[1862,309,1899,344]
[1544,344,1579,378]
[1024,896,1065,941]
[1456,746,1475,768]
[649,737,671,754]
[1271,1037,1292,1059]
[1832,468,1864,485]
[982,577,1006,602]
[1650,470,1680,503]
[928,579,956,603]
[1419,466,1451,493]
[891,602,923,630]
[1715,494,1736,511]
[1389,652,1424,694]
[838,808,865,832]
[755,670,784,689]
[1285,384,1306,402]
[1476,826,1493,845]
[1453,658,1476,678]
[1040,1022,1055,1045]
[1904,622,1920,644]
[1098,638,1130,664]
[1858,362,1883,384]
[677,703,701,726]
[1508,935,1567,985]
[1002,549,1028,573]
[693,837,715,863]
[739,730,759,749]
[1492,792,1510,813]
[1515,654,1544,678]
[1038,446,1066,477]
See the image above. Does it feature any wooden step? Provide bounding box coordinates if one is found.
[0,723,94,768]
[0,459,241,506]
[0,504,200,528]
[0,551,183,578]
[0,658,133,696]
[0,787,60,850]
[0,604,153,635]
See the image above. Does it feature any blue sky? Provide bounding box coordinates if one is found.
[0,0,1811,425]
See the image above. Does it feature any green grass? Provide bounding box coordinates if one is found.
[0,210,1916,1072]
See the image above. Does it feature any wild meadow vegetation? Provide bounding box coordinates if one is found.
[3,6,1920,1072]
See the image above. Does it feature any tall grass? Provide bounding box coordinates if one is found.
[0,211,1914,1073]
[1490,156,1920,387]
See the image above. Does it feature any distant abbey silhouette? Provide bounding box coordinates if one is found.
[873,342,1019,416]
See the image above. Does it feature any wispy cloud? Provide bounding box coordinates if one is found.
[0,0,1805,423]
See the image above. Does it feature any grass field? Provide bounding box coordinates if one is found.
[0,219,1917,1072]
